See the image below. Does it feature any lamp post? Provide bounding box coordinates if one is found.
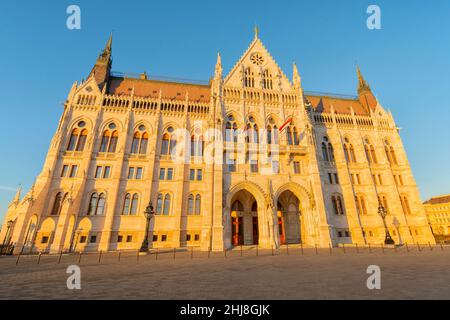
[378,203,395,245]
[139,201,155,253]
[1,220,14,255]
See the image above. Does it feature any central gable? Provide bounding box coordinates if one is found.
[224,36,292,91]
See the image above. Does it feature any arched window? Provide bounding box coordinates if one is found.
[161,127,176,155]
[262,69,273,89]
[195,195,201,215]
[99,130,119,153]
[384,140,398,165]
[131,126,148,155]
[156,194,164,214]
[400,195,412,215]
[155,193,171,216]
[51,192,65,216]
[188,194,194,215]
[332,194,345,215]
[355,195,367,215]
[163,194,171,215]
[100,130,110,152]
[225,115,238,143]
[245,117,259,144]
[122,193,131,215]
[232,200,244,212]
[130,194,139,215]
[364,138,377,164]
[109,131,118,153]
[322,142,329,161]
[343,137,357,163]
[286,125,300,146]
[244,68,255,88]
[76,129,87,151]
[67,129,79,151]
[67,127,88,152]
[131,132,141,154]
[87,192,106,216]
[191,133,204,157]
[321,137,334,161]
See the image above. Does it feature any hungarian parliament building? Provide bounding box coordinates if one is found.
[0,31,435,254]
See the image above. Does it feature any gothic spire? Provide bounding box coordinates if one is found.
[89,34,113,89]
[356,65,377,111]
[293,62,301,90]
[356,65,370,94]
[215,52,222,79]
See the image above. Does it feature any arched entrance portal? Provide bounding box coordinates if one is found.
[277,190,301,244]
[230,190,259,246]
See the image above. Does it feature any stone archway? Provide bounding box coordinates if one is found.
[277,190,301,244]
[275,182,317,246]
[225,181,272,248]
[230,190,259,246]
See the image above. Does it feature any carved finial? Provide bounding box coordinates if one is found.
[293,62,301,90]
[215,52,222,79]
[254,24,259,39]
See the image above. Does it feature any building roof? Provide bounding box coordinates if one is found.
[108,76,372,116]
[108,77,211,103]
[424,194,450,205]
[305,95,370,116]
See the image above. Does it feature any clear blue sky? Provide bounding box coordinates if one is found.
[1,0,449,222]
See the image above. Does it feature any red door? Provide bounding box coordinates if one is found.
[232,217,244,246]
[278,217,285,245]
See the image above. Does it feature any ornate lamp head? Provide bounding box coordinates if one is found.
[144,201,155,219]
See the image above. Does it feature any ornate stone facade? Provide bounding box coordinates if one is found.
[0,32,435,254]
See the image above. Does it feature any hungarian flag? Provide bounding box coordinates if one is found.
[279,116,293,133]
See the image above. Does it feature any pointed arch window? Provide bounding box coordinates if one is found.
[188,194,202,215]
[244,67,255,88]
[161,127,177,155]
[321,137,334,161]
[287,125,300,145]
[262,69,273,90]
[246,116,259,144]
[343,137,357,163]
[87,192,106,216]
[99,130,119,153]
[156,192,171,215]
[191,134,204,157]
[122,193,139,215]
[67,128,88,152]
[131,129,148,155]
[51,192,67,216]
[364,138,377,164]
[332,194,345,215]
[384,140,398,165]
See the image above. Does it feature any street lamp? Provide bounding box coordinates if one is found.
[1,220,14,255]
[73,227,83,253]
[378,203,395,245]
[139,201,155,253]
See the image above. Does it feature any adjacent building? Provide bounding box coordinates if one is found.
[424,195,450,242]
